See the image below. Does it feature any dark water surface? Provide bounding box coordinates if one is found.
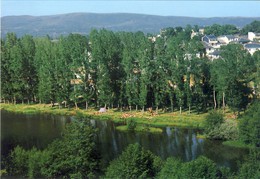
[1,110,248,171]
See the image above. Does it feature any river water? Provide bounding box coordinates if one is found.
[1,110,248,171]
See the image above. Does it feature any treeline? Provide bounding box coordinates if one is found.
[2,109,260,178]
[1,28,259,113]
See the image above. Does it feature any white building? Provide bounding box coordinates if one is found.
[244,43,260,55]
[248,32,260,42]
[217,35,238,44]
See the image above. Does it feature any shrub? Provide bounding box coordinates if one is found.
[41,116,100,178]
[8,114,100,178]
[239,101,260,147]
[206,120,239,140]
[127,118,137,131]
[182,156,218,179]
[28,148,51,179]
[158,157,183,179]
[238,149,260,179]
[205,111,239,140]
[218,120,239,140]
[204,111,224,132]
[105,143,162,179]
[9,146,29,176]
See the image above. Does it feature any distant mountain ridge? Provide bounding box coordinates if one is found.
[1,13,260,38]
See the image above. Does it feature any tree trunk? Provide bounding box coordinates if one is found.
[156,106,158,114]
[189,105,191,114]
[27,99,30,105]
[179,106,182,114]
[136,105,138,111]
[75,102,78,110]
[142,106,145,113]
[170,98,174,112]
[129,105,132,112]
[213,90,217,110]
[222,92,225,113]
[59,104,61,109]
[85,101,88,110]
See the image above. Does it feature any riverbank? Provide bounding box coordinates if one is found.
[1,103,208,128]
[1,104,253,149]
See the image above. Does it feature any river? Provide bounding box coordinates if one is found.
[1,110,248,171]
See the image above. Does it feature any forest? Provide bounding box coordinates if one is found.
[1,23,259,115]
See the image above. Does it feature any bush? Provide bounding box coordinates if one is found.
[206,120,239,140]
[9,146,29,176]
[105,143,163,179]
[127,118,137,131]
[205,111,224,132]
[28,148,50,179]
[239,101,260,147]
[9,146,50,178]
[238,149,260,179]
[158,156,231,179]
[158,157,183,179]
[182,156,218,179]
[205,111,239,140]
[41,116,100,178]
[8,114,100,178]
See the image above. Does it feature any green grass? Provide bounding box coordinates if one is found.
[1,103,236,129]
[116,125,163,133]
[196,134,206,139]
[222,140,254,149]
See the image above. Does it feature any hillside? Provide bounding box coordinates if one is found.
[1,13,260,37]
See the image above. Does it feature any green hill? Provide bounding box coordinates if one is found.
[2,13,260,37]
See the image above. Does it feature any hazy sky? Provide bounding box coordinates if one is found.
[2,1,260,17]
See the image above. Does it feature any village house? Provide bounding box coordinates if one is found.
[248,32,260,42]
[202,41,214,55]
[238,37,250,44]
[208,50,221,60]
[199,28,205,35]
[244,43,260,55]
[201,34,222,59]
[217,35,238,44]
[202,35,218,46]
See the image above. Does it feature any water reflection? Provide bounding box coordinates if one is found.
[1,110,248,171]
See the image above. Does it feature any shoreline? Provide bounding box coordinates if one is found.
[0,103,207,129]
[1,103,253,149]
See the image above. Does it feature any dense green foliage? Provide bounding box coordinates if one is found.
[126,118,137,131]
[6,115,100,178]
[239,101,260,147]
[204,111,239,140]
[237,149,260,179]
[241,20,260,35]
[157,157,183,178]
[1,29,258,114]
[6,138,260,178]
[204,24,239,36]
[105,143,162,178]
[158,156,233,179]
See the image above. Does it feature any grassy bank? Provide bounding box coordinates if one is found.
[1,103,208,128]
[222,140,254,149]
[2,103,253,149]
[116,125,163,133]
